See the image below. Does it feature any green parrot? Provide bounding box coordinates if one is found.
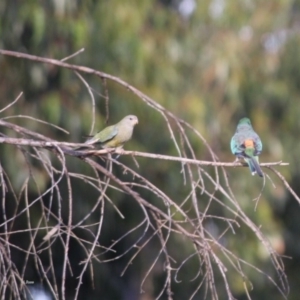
[83,115,138,149]
[230,117,263,177]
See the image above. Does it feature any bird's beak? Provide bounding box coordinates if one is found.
[135,119,139,125]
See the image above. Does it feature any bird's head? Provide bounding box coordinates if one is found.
[237,117,252,129]
[122,115,139,126]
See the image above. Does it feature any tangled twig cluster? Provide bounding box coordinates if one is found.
[0,50,295,300]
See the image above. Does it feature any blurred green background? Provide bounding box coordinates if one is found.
[1,0,300,299]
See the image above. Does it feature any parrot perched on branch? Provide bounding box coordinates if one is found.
[83,115,138,149]
[230,117,263,177]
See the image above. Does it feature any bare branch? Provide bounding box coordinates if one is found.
[0,135,289,168]
[0,50,293,300]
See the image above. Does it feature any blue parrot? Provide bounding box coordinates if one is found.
[230,118,263,177]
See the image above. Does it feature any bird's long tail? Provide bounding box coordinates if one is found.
[246,156,263,177]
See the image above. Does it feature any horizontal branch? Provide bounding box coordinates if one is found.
[83,148,289,167]
[0,136,288,168]
[0,136,88,148]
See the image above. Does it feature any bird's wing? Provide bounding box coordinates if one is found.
[231,132,246,155]
[230,135,238,154]
[253,133,263,154]
[86,125,118,145]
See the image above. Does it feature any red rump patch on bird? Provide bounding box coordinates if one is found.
[244,139,254,148]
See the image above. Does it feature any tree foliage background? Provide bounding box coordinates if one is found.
[1,0,300,299]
